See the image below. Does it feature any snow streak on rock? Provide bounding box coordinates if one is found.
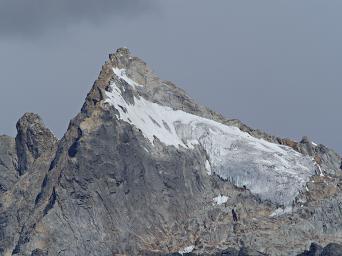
[270,207,293,217]
[205,160,212,176]
[105,68,316,206]
[113,67,142,88]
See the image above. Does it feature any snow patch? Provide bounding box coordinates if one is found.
[270,207,292,217]
[313,159,325,177]
[105,80,315,206]
[205,160,212,175]
[213,195,228,205]
[113,67,143,88]
[179,245,194,255]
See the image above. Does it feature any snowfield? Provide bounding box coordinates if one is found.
[105,68,316,206]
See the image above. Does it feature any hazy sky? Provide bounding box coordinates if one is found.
[0,1,341,154]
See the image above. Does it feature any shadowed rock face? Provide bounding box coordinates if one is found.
[297,243,342,256]
[0,48,341,256]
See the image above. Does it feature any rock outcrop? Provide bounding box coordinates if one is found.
[0,48,341,256]
[0,113,57,255]
[15,113,57,175]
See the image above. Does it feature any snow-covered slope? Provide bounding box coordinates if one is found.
[105,68,316,206]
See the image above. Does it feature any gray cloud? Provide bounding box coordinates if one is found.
[0,0,154,37]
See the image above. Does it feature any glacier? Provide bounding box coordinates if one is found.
[105,68,316,206]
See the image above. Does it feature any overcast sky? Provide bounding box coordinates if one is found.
[0,0,341,154]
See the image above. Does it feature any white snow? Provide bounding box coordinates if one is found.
[270,206,293,217]
[113,67,143,88]
[213,195,228,205]
[105,71,316,206]
[312,141,318,146]
[313,159,325,177]
[179,245,195,255]
[205,160,212,175]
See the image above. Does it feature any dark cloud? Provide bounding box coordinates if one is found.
[0,0,154,37]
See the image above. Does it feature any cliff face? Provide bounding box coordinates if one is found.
[0,48,341,256]
[0,113,58,256]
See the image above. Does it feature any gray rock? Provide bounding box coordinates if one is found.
[30,249,48,256]
[321,243,342,256]
[0,113,58,255]
[297,243,323,256]
[0,135,17,193]
[15,113,57,175]
[298,243,342,256]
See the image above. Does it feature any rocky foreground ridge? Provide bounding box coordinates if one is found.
[0,48,342,256]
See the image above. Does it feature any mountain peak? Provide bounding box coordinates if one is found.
[115,47,130,55]
[4,50,342,256]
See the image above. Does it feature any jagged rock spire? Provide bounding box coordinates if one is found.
[15,113,57,175]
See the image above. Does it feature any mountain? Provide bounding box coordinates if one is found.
[0,48,341,256]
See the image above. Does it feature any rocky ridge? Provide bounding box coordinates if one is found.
[0,48,341,256]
